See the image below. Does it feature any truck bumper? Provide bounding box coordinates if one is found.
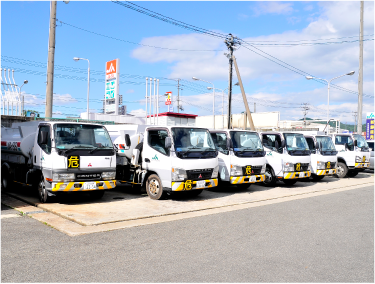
[230,174,265,184]
[171,179,218,191]
[315,169,337,176]
[283,171,311,179]
[355,162,369,168]
[51,180,116,192]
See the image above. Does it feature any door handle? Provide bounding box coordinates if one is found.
[34,156,36,163]
[145,158,150,163]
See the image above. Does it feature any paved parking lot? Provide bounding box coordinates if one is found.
[2,171,374,236]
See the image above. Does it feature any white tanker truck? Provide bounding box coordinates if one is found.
[105,125,219,200]
[1,121,117,202]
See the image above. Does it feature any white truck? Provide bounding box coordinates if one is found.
[1,121,117,202]
[259,131,311,186]
[329,133,371,178]
[105,125,219,200]
[209,129,266,189]
[302,132,338,180]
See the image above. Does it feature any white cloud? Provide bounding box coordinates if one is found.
[129,108,146,117]
[126,89,135,93]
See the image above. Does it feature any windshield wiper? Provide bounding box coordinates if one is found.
[64,145,84,153]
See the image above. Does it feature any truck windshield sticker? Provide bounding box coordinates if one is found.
[68,155,80,168]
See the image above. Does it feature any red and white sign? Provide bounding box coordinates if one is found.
[165,91,172,105]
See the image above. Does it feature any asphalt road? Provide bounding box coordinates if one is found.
[2,186,373,282]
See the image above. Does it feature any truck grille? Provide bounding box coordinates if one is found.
[186,169,213,180]
[294,163,309,172]
[76,173,101,181]
[242,165,262,175]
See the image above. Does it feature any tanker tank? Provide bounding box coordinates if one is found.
[1,125,37,158]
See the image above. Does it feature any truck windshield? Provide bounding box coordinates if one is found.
[353,134,369,150]
[283,133,310,154]
[54,124,113,150]
[171,127,216,159]
[316,136,337,155]
[230,131,264,157]
[316,136,336,151]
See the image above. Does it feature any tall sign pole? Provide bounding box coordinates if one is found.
[45,1,57,119]
[357,1,364,134]
[225,34,234,129]
[104,59,120,115]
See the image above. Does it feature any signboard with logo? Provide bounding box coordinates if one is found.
[165,91,173,112]
[104,59,120,114]
[366,112,374,140]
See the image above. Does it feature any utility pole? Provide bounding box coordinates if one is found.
[45,1,57,119]
[224,34,240,129]
[177,78,180,113]
[357,1,364,134]
[353,112,358,133]
[301,103,310,128]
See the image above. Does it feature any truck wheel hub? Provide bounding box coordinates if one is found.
[149,179,159,195]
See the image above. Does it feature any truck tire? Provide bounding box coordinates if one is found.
[1,166,13,191]
[335,162,348,178]
[347,170,359,178]
[38,175,49,203]
[311,174,325,181]
[282,179,298,186]
[186,189,203,197]
[263,166,277,187]
[146,174,166,200]
[90,190,105,199]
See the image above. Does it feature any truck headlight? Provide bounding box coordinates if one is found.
[52,173,75,182]
[172,168,187,181]
[212,165,219,178]
[102,172,116,180]
[355,156,362,162]
[261,164,266,174]
[230,164,242,176]
[317,161,325,169]
[283,162,294,172]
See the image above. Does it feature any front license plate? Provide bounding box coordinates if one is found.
[82,182,96,190]
[195,180,206,189]
[250,176,256,182]
[299,172,305,178]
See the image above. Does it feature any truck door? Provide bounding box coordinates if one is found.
[35,124,52,170]
[261,133,283,176]
[211,131,230,181]
[142,128,172,188]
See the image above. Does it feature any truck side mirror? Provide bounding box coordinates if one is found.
[125,134,131,147]
[354,140,358,147]
[226,138,233,149]
[275,140,279,149]
[315,142,320,150]
[281,140,286,148]
[39,131,48,145]
[344,142,348,150]
[165,137,172,149]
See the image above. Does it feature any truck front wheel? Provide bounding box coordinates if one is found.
[263,166,277,187]
[335,162,348,178]
[38,175,49,203]
[282,179,297,186]
[146,174,166,200]
[311,174,325,181]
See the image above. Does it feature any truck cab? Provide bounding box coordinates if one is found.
[330,133,370,178]
[259,131,311,186]
[209,129,266,189]
[303,133,338,180]
[1,121,117,202]
[107,125,219,200]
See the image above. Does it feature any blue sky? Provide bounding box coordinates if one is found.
[1,1,374,124]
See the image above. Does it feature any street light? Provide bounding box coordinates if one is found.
[73,57,90,119]
[192,77,215,128]
[305,71,355,125]
[19,80,28,116]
